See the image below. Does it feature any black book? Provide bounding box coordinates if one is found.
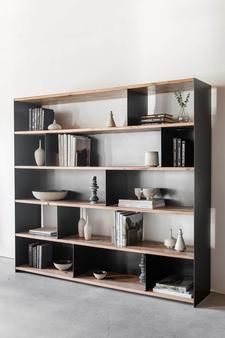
[42,108,55,130]
[38,243,53,269]
[28,242,40,267]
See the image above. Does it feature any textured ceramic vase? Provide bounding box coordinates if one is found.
[34,139,45,166]
[174,229,186,252]
[106,111,116,127]
[48,119,62,130]
[144,151,159,166]
[84,216,92,240]
[78,208,86,238]
[164,229,176,249]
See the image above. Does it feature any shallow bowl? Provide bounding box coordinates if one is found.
[53,260,72,271]
[32,190,68,201]
[93,270,107,280]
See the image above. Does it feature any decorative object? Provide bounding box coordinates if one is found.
[174,229,186,252]
[32,190,68,201]
[89,176,99,204]
[164,229,176,249]
[93,270,107,280]
[139,254,146,284]
[142,188,160,201]
[48,119,62,130]
[78,208,86,238]
[53,260,72,271]
[34,139,45,166]
[174,91,190,122]
[84,216,92,240]
[106,110,116,127]
[144,151,159,166]
[134,188,142,200]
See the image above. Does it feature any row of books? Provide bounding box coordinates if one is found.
[28,242,53,269]
[28,107,54,131]
[173,137,193,167]
[112,211,143,247]
[58,134,91,166]
[140,113,175,124]
[118,199,165,209]
[28,226,57,237]
[153,274,193,299]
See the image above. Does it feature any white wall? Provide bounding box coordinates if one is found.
[1,0,225,293]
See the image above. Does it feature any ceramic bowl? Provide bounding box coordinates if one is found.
[93,270,107,280]
[142,188,160,200]
[53,260,72,271]
[32,190,68,201]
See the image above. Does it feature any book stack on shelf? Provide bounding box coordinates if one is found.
[28,242,53,269]
[118,199,165,209]
[58,135,91,166]
[112,212,143,247]
[173,138,193,167]
[153,275,193,299]
[28,107,54,130]
[140,114,176,124]
[28,227,57,237]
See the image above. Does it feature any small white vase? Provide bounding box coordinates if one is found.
[78,208,86,238]
[34,139,45,166]
[164,229,176,249]
[84,216,92,240]
[174,229,186,252]
[48,119,62,130]
[106,111,116,127]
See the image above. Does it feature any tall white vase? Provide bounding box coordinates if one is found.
[174,229,186,252]
[78,208,86,238]
[84,216,92,240]
[34,139,45,166]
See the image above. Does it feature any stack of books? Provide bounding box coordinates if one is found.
[28,242,53,269]
[58,135,91,166]
[118,199,165,209]
[173,138,193,167]
[28,227,57,237]
[153,275,193,299]
[140,114,175,124]
[112,211,143,247]
[28,107,54,130]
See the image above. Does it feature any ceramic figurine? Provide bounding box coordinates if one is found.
[164,229,176,249]
[34,139,45,166]
[139,254,146,284]
[174,228,186,252]
[78,208,86,238]
[106,110,116,127]
[84,216,92,240]
[48,119,62,130]
[89,176,99,204]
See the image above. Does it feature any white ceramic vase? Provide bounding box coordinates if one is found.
[48,119,62,130]
[174,229,186,252]
[84,216,92,240]
[78,208,86,238]
[164,229,176,249]
[34,139,45,166]
[144,151,159,166]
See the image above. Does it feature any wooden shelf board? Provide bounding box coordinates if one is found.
[15,199,194,215]
[15,266,193,303]
[14,165,194,171]
[14,78,194,105]
[16,265,73,281]
[14,122,194,135]
[15,233,194,259]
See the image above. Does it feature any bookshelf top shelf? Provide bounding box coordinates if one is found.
[14,122,194,135]
[16,233,194,259]
[15,199,194,215]
[14,78,194,105]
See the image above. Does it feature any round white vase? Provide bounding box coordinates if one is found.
[48,119,62,130]
[34,139,45,166]
[174,229,186,252]
[84,216,92,240]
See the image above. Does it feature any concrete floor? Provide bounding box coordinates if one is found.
[0,257,225,338]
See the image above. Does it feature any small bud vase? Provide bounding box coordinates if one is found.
[174,229,186,252]
[34,139,45,166]
[78,208,86,238]
[84,216,92,240]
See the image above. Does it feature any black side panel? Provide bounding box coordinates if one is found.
[194,79,211,306]
[57,206,79,238]
[15,203,41,233]
[127,88,148,125]
[106,170,129,205]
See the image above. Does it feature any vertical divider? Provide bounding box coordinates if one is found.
[127,87,148,126]
[57,206,80,238]
[105,170,129,205]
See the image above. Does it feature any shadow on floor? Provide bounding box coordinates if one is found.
[198,292,225,310]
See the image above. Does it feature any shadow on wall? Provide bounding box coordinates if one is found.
[211,86,225,294]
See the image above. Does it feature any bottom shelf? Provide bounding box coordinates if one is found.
[16,265,194,304]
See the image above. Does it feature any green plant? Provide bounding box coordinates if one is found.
[174,92,190,108]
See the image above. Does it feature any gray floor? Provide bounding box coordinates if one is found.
[0,257,225,338]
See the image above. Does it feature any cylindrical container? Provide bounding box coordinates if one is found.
[144,151,159,166]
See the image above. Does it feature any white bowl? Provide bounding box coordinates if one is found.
[93,270,107,280]
[142,188,160,200]
[32,190,68,201]
[53,260,72,271]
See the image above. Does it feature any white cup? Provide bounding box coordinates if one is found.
[144,151,159,166]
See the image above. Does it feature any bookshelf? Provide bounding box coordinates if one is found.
[14,78,211,306]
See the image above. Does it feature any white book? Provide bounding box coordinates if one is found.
[153,287,193,299]
[118,199,165,209]
[63,134,68,166]
[67,135,71,167]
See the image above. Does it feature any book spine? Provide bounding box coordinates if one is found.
[31,109,35,130]
[33,245,37,268]
[121,215,127,247]
[28,108,31,130]
[181,140,186,167]
[112,212,116,245]
[173,138,177,167]
[177,138,182,167]
[28,243,33,266]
